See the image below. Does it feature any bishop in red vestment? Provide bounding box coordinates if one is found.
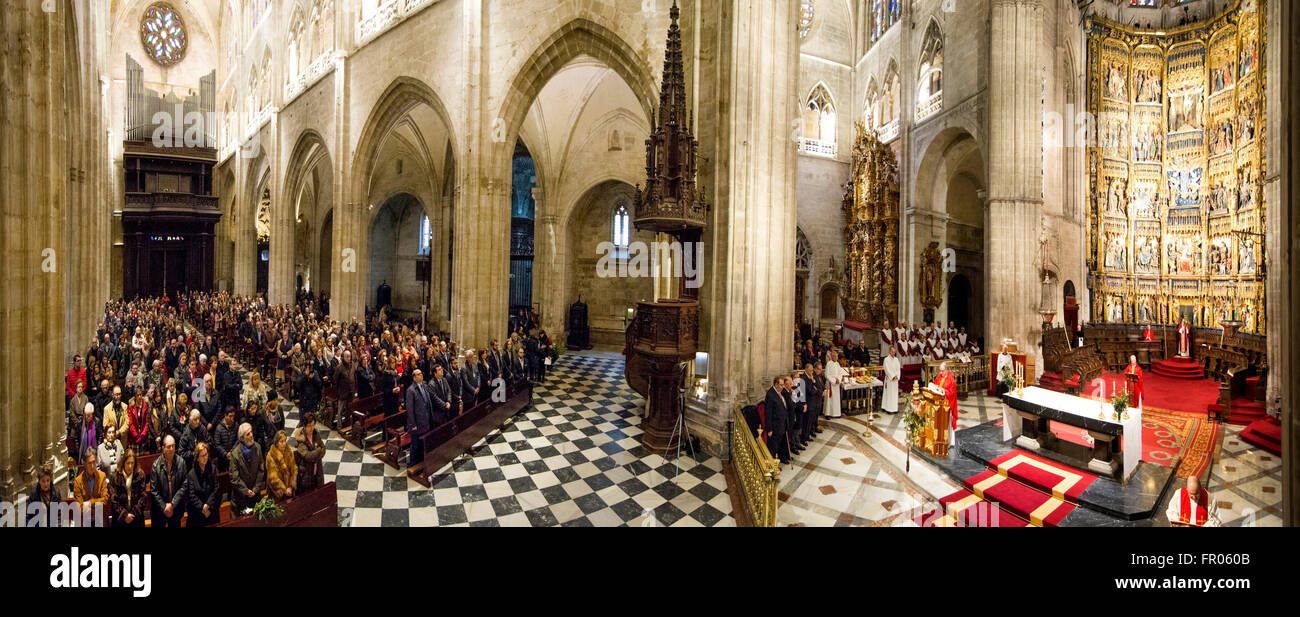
[1124,355,1143,408]
[932,363,959,448]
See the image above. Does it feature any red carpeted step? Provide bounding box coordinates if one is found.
[1151,358,1205,380]
[914,489,1033,527]
[964,469,1075,527]
[1208,398,1270,426]
[988,449,1097,503]
[1037,372,1064,392]
[1239,418,1281,455]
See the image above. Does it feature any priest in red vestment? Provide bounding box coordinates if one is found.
[1177,318,1191,357]
[1165,476,1220,526]
[932,362,959,451]
[1124,354,1143,408]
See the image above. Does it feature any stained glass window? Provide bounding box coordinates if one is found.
[798,1,815,41]
[612,204,630,248]
[872,0,901,43]
[1129,0,1158,7]
[140,3,188,67]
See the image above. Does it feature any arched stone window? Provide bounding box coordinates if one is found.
[612,202,630,249]
[864,78,879,132]
[880,61,900,140]
[871,0,901,43]
[801,85,837,157]
[916,20,944,122]
[796,229,813,271]
[419,213,431,256]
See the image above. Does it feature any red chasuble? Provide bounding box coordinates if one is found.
[1179,488,1210,526]
[932,371,958,429]
[1124,362,1143,407]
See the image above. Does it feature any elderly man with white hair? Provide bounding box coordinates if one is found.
[179,409,210,468]
[228,422,267,512]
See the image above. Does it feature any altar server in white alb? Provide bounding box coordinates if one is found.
[824,350,846,418]
[881,346,901,413]
[1165,476,1221,527]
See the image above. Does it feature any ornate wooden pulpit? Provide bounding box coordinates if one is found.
[911,381,950,458]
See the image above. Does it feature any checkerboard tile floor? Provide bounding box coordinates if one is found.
[230,349,734,527]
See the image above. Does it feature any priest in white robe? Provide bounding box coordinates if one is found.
[1165,476,1221,527]
[881,346,901,413]
[824,350,846,418]
[878,320,893,360]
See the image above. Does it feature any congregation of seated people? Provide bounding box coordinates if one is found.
[46,290,553,525]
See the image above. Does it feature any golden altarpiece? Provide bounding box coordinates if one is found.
[840,125,900,326]
[1086,0,1266,334]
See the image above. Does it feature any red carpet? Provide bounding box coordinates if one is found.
[1140,408,1221,478]
[1207,398,1268,426]
[1080,371,1220,417]
[1240,417,1282,455]
[914,489,1033,527]
[965,469,1075,526]
[1151,356,1205,379]
[988,450,1097,502]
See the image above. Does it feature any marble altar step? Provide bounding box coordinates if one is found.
[1239,417,1281,455]
[1151,357,1204,379]
[987,449,1097,503]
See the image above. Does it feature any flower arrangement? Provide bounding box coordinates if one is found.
[252,496,284,521]
[1111,391,1131,419]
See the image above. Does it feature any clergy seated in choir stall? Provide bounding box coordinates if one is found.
[1166,476,1221,527]
[1124,355,1144,409]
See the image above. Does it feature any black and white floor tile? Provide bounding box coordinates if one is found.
[229,349,733,527]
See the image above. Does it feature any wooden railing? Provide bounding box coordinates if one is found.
[730,406,780,527]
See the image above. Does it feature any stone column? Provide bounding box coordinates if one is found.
[700,0,800,456]
[330,53,365,323]
[1,0,105,500]
[266,116,294,306]
[450,0,508,348]
[535,208,565,338]
[1267,0,1296,525]
[986,0,1044,352]
[232,158,256,296]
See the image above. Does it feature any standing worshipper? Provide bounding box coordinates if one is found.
[149,435,188,528]
[404,369,434,467]
[798,365,821,447]
[824,350,846,419]
[294,412,327,493]
[185,443,222,527]
[763,377,791,465]
[882,346,901,414]
[229,423,266,513]
[109,449,146,527]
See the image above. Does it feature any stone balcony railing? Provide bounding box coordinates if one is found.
[915,92,943,123]
[878,119,900,143]
[799,137,838,158]
[124,192,219,212]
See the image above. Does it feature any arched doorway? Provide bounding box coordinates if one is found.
[947,273,972,331]
[1063,279,1079,335]
[368,193,428,322]
[255,188,270,295]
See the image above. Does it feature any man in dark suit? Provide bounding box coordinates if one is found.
[811,362,827,439]
[445,356,464,417]
[428,365,453,426]
[783,375,801,454]
[487,340,505,384]
[524,333,541,382]
[764,376,790,464]
[404,369,434,467]
[461,352,482,409]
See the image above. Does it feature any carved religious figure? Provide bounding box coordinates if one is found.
[919,241,942,310]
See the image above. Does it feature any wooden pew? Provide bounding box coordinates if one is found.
[407,387,531,488]
[345,393,384,448]
[217,482,338,527]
